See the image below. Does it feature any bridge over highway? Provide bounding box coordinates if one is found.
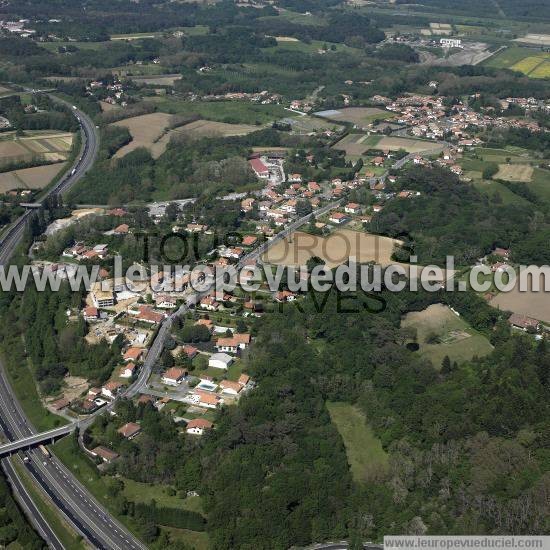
[0,424,76,457]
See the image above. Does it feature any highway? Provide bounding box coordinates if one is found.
[0,365,145,550]
[1,456,64,550]
[0,94,145,549]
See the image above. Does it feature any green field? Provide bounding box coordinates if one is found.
[473,179,531,206]
[41,41,110,52]
[326,401,389,484]
[528,168,550,202]
[151,97,287,125]
[279,115,344,134]
[122,478,205,513]
[265,38,361,56]
[484,46,535,68]
[162,526,209,550]
[484,46,550,78]
[401,303,493,367]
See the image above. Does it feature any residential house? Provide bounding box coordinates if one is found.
[92,288,115,308]
[195,318,214,332]
[200,296,220,311]
[194,390,222,409]
[241,198,255,212]
[238,374,250,387]
[155,295,177,309]
[107,208,127,217]
[137,395,155,406]
[83,306,99,321]
[186,418,213,435]
[275,290,296,302]
[102,381,123,399]
[162,367,187,386]
[133,306,166,325]
[118,422,141,440]
[113,224,129,235]
[215,333,251,354]
[186,223,209,233]
[308,181,321,193]
[123,347,144,363]
[493,247,510,260]
[329,212,348,225]
[344,203,362,215]
[183,345,198,359]
[242,235,258,247]
[508,313,540,332]
[219,380,243,396]
[249,158,269,179]
[208,353,233,370]
[92,446,119,463]
[120,362,137,379]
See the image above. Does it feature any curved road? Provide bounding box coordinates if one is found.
[0,95,146,549]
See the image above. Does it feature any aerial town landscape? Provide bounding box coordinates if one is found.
[0,0,549,549]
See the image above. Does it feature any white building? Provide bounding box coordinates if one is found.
[440,38,462,48]
[208,353,233,370]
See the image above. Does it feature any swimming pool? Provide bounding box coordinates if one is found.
[197,381,218,392]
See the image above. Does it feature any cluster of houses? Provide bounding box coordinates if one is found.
[87,78,129,107]
[62,242,109,261]
[382,94,543,143]
[189,90,282,105]
[0,19,35,37]
[500,97,550,114]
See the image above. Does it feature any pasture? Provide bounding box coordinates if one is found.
[376,136,442,153]
[0,131,73,166]
[262,229,401,268]
[495,164,534,182]
[0,163,67,193]
[484,46,532,68]
[486,46,550,78]
[111,112,174,158]
[112,113,259,158]
[514,33,550,47]
[327,402,389,484]
[331,133,374,156]
[315,107,395,126]
[170,119,257,139]
[473,180,530,207]
[528,169,550,202]
[279,115,343,134]
[152,97,287,125]
[333,134,439,157]
[491,285,550,324]
[129,74,182,86]
[401,303,493,367]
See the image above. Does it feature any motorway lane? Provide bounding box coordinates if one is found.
[0,100,146,549]
[1,458,64,550]
[0,363,145,550]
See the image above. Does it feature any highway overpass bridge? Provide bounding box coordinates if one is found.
[0,423,76,457]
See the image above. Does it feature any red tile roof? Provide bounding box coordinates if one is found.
[118,422,141,439]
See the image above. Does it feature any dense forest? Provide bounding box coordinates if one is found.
[71,278,544,547]
[395,0,550,21]
[371,165,550,266]
[193,283,550,547]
